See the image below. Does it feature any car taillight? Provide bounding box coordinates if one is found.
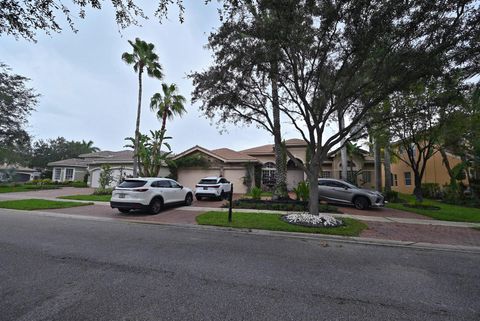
[212,185,220,188]
[134,188,149,192]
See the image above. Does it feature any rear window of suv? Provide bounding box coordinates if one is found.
[198,179,218,185]
[118,180,147,188]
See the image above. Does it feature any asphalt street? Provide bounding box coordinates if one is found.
[0,210,479,321]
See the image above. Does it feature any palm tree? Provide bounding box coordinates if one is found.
[150,83,187,133]
[81,140,100,153]
[122,38,163,177]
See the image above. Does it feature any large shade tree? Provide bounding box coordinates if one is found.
[0,63,38,164]
[122,38,163,177]
[192,0,479,215]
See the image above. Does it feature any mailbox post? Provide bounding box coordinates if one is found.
[228,183,233,223]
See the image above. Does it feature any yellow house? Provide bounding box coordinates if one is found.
[384,149,463,194]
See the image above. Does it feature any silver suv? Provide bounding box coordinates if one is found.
[318,178,385,210]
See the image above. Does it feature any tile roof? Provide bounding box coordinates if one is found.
[210,148,257,161]
[48,150,135,167]
[47,158,91,167]
[240,138,307,155]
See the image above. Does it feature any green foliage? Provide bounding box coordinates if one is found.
[232,199,339,213]
[384,190,399,203]
[293,181,309,202]
[166,155,209,180]
[125,130,172,177]
[93,187,114,196]
[250,187,262,200]
[98,164,114,190]
[0,199,92,210]
[421,183,442,199]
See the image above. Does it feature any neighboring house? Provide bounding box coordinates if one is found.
[173,139,377,193]
[48,150,169,188]
[383,147,464,194]
[0,164,41,182]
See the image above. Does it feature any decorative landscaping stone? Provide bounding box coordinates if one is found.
[282,213,344,228]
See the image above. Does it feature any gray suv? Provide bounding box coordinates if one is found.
[318,178,385,210]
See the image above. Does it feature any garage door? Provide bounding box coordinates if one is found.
[223,169,248,194]
[177,169,220,191]
[287,169,305,191]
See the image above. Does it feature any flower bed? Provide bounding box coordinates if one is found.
[282,213,344,228]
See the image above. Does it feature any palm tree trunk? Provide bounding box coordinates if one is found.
[439,146,454,183]
[161,106,169,133]
[374,140,382,192]
[384,144,392,192]
[133,68,143,177]
[271,57,287,200]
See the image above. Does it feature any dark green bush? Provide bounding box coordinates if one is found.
[384,190,399,202]
[421,183,442,199]
[93,188,114,195]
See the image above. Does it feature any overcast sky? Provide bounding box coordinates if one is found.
[0,1,316,154]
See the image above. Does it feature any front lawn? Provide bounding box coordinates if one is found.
[0,185,59,193]
[387,194,480,223]
[0,199,93,210]
[58,194,111,202]
[196,211,367,236]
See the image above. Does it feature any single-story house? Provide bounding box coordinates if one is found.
[172,139,377,193]
[48,150,168,188]
[0,164,41,182]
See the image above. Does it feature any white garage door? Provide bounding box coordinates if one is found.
[223,169,248,194]
[177,169,220,191]
[90,167,133,188]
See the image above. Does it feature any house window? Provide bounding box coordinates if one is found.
[320,171,331,178]
[404,172,412,186]
[53,168,61,181]
[65,168,74,181]
[391,173,398,186]
[261,162,276,186]
[362,171,372,183]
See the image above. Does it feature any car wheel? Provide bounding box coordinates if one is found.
[220,191,226,200]
[354,197,369,210]
[150,198,163,214]
[118,208,130,214]
[184,193,193,206]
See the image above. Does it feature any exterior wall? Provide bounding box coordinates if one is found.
[89,166,134,188]
[386,151,463,194]
[52,167,87,182]
[223,168,248,194]
[74,169,87,182]
[177,168,221,191]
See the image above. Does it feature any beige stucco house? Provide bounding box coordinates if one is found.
[173,139,377,193]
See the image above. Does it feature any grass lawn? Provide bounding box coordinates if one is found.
[58,194,111,202]
[0,199,93,210]
[196,211,367,236]
[0,185,60,193]
[387,194,480,223]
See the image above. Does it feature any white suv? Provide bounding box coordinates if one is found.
[110,177,193,214]
[195,176,232,200]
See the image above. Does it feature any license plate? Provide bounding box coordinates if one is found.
[118,193,125,198]
[203,187,207,190]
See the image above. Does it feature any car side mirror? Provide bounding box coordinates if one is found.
[179,185,183,189]
[344,186,349,190]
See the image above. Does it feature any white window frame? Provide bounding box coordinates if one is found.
[261,162,276,185]
[65,168,74,181]
[53,168,62,181]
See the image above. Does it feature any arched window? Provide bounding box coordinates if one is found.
[262,162,276,186]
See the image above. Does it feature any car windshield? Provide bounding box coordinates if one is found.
[198,179,218,185]
[118,180,147,188]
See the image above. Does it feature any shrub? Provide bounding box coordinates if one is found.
[93,188,114,195]
[72,181,88,188]
[250,187,262,200]
[421,183,442,199]
[99,164,114,189]
[384,190,399,203]
[293,181,309,201]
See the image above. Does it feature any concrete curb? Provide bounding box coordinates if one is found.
[1,208,479,254]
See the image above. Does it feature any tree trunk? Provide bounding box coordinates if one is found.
[307,162,320,215]
[271,57,288,200]
[161,106,169,133]
[133,68,143,178]
[439,146,455,184]
[338,112,348,181]
[384,145,392,192]
[413,174,423,202]
[374,141,382,192]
